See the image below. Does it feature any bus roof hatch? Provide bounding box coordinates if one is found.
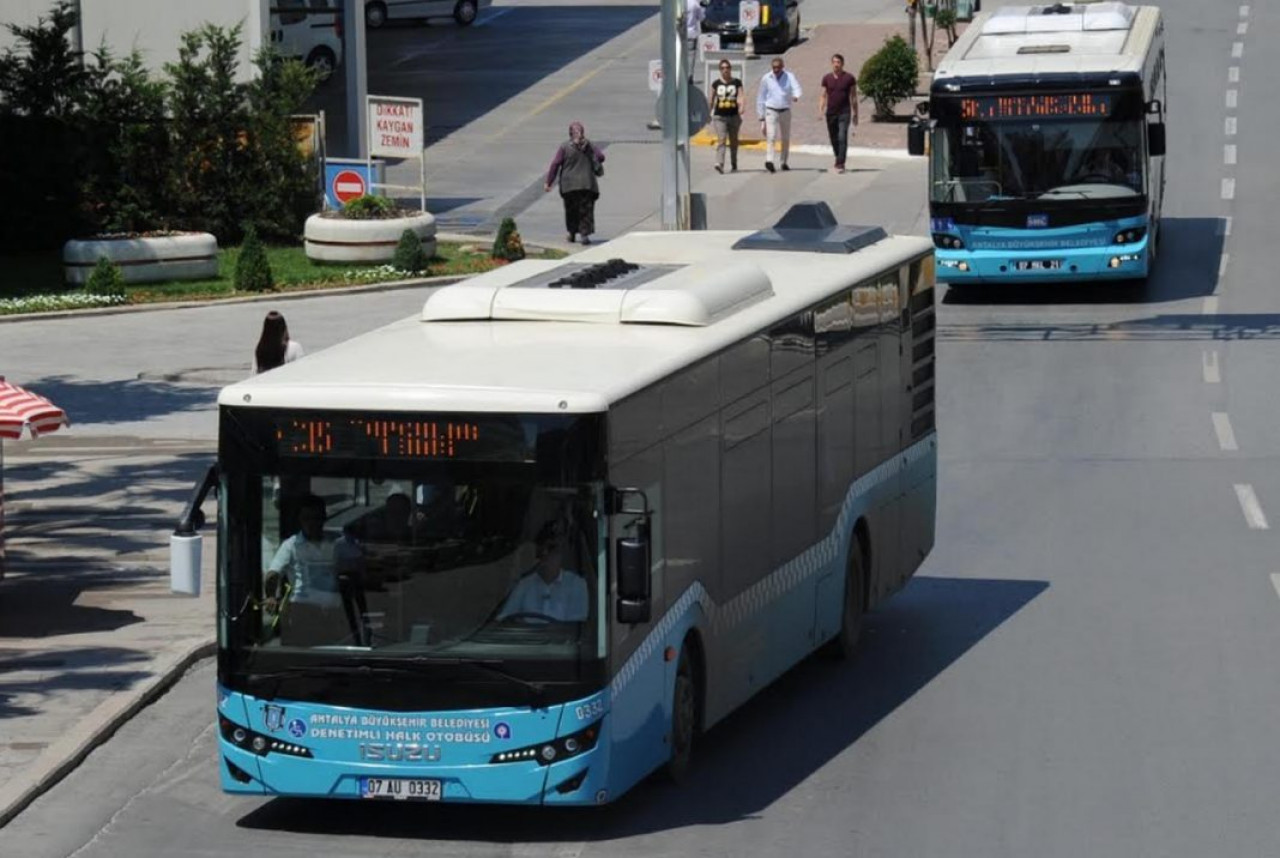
[731,202,887,254]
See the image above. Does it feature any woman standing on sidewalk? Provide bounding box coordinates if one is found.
[544,121,605,245]
[252,311,304,375]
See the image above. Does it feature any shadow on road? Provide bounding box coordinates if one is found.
[235,574,1047,839]
[941,216,1223,307]
[5,375,216,429]
[0,646,152,719]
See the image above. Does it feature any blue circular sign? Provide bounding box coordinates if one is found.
[287,718,307,738]
[494,722,511,740]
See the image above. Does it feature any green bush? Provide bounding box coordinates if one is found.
[392,229,427,273]
[83,256,126,297]
[859,34,919,120]
[341,194,397,219]
[234,225,274,292]
[491,217,526,262]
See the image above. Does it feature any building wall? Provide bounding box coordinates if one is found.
[0,0,268,80]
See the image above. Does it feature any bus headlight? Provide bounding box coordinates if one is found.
[932,233,965,250]
[219,715,313,758]
[1114,227,1147,245]
[490,721,601,766]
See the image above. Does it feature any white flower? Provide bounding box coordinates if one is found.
[0,293,128,316]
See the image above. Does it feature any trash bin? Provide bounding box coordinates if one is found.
[908,116,928,157]
[956,0,976,20]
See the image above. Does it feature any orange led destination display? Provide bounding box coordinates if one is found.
[960,93,1113,121]
[276,417,481,459]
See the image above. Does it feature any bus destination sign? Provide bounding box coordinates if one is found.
[276,417,484,460]
[960,93,1113,120]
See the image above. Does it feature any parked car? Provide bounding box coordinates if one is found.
[701,0,801,54]
[364,0,492,29]
[271,0,344,79]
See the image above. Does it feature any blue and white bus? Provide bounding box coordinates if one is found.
[914,2,1167,284]
[201,204,937,806]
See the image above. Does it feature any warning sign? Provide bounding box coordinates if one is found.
[367,96,424,159]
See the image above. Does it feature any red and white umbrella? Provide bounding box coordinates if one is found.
[0,377,69,439]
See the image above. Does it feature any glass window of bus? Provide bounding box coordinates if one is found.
[930,91,1146,203]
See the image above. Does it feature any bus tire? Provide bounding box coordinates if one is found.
[828,537,867,660]
[664,647,698,783]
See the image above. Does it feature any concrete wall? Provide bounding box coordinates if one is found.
[0,0,268,80]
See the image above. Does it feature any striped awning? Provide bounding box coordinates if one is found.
[0,378,69,440]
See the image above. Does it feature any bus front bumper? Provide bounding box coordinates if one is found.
[937,239,1151,283]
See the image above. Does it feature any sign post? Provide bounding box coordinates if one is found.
[739,0,760,58]
[366,95,427,212]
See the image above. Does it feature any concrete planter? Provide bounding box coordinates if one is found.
[304,211,438,264]
[62,232,219,285]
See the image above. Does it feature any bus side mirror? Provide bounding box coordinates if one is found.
[616,524,651,625]
[1148,123,1166,157]
[908,116,928,157]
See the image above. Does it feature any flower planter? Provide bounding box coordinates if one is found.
[62,233,219,285]
[304,211,437,264]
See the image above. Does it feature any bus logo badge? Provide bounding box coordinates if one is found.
[287,718,307,738]
[1026,213,1050,229]
[265,705,286,732]
[495,722,511,740]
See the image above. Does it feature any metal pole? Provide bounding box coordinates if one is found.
[345,0,369,159]
[660,0,679,229]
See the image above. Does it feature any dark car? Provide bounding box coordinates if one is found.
[702,0,801,54]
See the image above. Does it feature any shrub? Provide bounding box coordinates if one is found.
[859,34,919,120]
[491,217,526,262]
[392,229,427,274]
[83,256,126,297]
[341,194,397,219]
[234,225,274,292]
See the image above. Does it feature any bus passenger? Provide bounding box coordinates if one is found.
[497,525,589,623]
[265,494,363,644]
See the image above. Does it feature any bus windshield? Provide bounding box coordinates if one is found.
[930,91,1146,204]
[217,408,606,686]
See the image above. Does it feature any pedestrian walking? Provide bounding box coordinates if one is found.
[756,57,802,172]
[685,0,706,79]
[545,121,606,245]
[710,60,744,173]
[253,310,304,375]
[819,53,859,173]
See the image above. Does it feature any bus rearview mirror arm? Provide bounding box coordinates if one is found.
[175,462,219,536]
[611,486,653,624]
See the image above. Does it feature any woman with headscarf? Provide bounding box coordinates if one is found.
[544,121,605,245]
[252,310,304,374]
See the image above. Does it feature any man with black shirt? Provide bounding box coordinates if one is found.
[819,53,859,173]
[710,60,744,174]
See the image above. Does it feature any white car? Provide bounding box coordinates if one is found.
[271,0,344,79]
[364,0,492,29]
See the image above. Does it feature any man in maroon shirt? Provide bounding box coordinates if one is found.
[818,54,859,173]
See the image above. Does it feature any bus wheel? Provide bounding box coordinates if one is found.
[828,540,867,660]
[664,647,697,783]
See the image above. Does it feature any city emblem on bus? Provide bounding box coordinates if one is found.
[1026,213,1050,229]
[265,705,286,732]
[287,718,308,739]
[495,722,511,740]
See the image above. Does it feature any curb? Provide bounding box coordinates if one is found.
[0,638,216,829]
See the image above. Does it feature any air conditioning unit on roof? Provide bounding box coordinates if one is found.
[982,2,1134,35]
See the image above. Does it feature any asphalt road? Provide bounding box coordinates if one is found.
[7,0,1280,854]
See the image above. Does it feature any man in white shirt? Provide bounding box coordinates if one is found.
[756,57,803,173]
[266,495,363,644]
[498,528,589,623]
[685,0,706,80]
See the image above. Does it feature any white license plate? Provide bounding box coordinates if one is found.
[1014,260,1062,271]
[360,777,442,801]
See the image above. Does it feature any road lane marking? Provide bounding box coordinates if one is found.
[1270,574,1280,601]
[1213,413,1239,451]
[1222,178,1236,200]
[1241,4,1250,16]
[1227,89,1238,109]
[1238,21,1249,34]
[1219,253,1230,278]
[1225,144,1237,165]
[1226,116,1238,136]
[1203,351,1221,383]
[1203,296,1219,315]
[474,7,516,27]
[1233,42,1244,58]
[1218,216,1233,236]
[1229,66,1240,83]
[1235,484,1269,530]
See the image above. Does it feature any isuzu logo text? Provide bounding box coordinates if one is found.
[359,743,443,762]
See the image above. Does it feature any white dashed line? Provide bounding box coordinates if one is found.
[1227,89,1238,109]
[1240,4,1250,16]
[1226,117,1238,136]
[1238,21,1249,35]
[1233,42,1244,58]
[1235,484,1269,530]
[1229,66,1240,83]
[1203,351,1221,384]
[1225,144,1237,165]
[1218,216,1233,237]
[1219,253,1230,277]
[1212,413,1239,451]
[1203,296,1220,315]
[1270,574,1280,601]
[1222,178,1236,200]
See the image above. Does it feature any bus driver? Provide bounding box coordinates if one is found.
[497,524,589,623]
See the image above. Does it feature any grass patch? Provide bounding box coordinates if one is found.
[0,241,565,311]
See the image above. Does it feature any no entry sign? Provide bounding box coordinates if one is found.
[332,169,367,204]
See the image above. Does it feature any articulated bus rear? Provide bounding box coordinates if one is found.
[924,2,1167,284]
